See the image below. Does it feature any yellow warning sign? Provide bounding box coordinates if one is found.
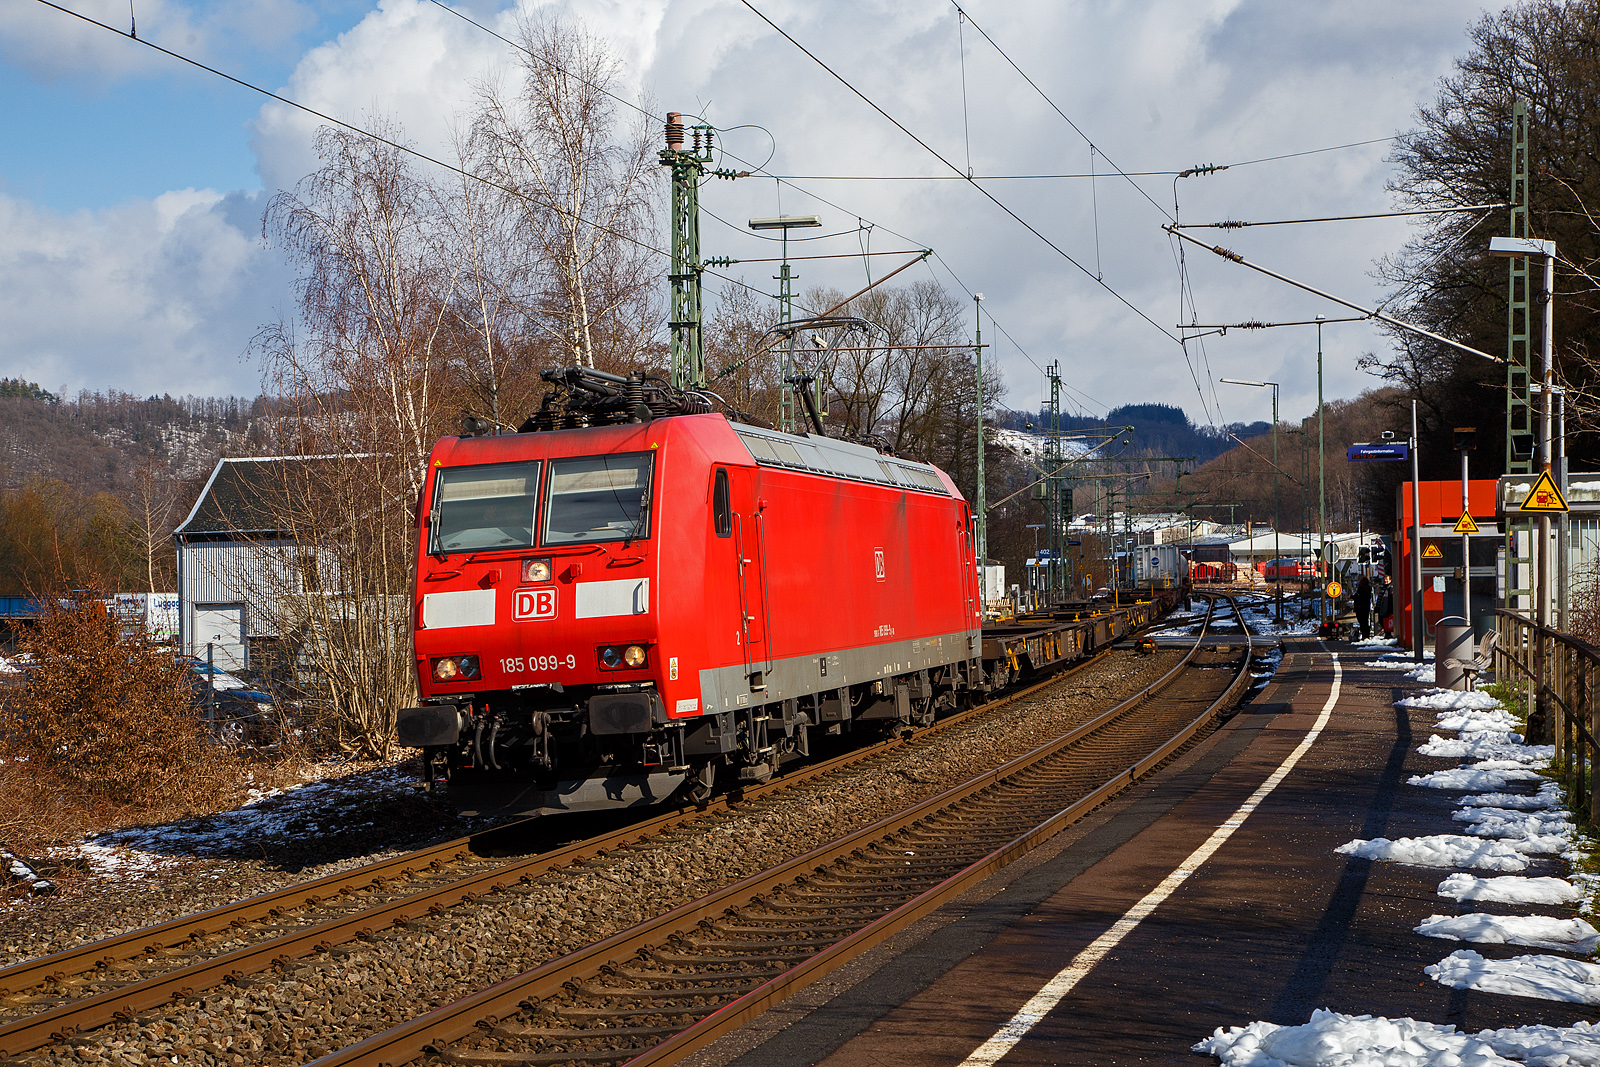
[1453,513,1480,534]
[1422,543,1444,560]
[1325,581,1342,599]
[1519,470,1570,513]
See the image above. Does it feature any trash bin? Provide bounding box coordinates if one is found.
[1434,615,1473,691]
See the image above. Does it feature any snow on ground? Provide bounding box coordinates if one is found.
[1461,785,1564,811]
[1335,835,1530,871]
[1437,873,1583,906]
[1366,649,1435,666]
[1196,1009,1600,1067]
[1427,950,1600,1006]
[1419,735,1551,762]
[1454,807,1574,834]
[1409,764,1549,791]
[1195,652,1600,1066]
[44,761,434,882]
[1415,913,1600,953]
[1402,688,1514,713]
[1437,709,1524,738]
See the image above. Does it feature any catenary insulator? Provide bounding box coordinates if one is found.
[666,112,685,152]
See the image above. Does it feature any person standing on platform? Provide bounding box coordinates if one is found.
[1375,574,1394,638]
[1354,572,1373,640]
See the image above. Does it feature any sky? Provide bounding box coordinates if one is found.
[0,0,1520,429]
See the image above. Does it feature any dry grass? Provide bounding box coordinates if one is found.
[0,600,284,881]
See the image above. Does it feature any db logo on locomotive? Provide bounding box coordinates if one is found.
[514,588,558,621]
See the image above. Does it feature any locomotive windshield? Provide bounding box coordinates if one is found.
[543,453,654,545]
[430,461,542,554]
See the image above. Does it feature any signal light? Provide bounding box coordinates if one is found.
[523,558,552,582]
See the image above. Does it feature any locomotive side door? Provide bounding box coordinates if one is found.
[713,466,768,689]
[727,467,769,687]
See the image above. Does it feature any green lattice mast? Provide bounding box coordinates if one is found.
[1506,98,1533,474]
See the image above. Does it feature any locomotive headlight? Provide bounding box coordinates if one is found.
[598,645,648,670]
[431,655,481,682]
[522,557,552,582]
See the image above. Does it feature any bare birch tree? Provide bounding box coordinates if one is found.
[469,12,659,372]
[254,121,461,755]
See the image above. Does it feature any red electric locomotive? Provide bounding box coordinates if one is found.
[397,368,984,815]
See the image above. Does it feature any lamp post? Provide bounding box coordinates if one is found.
[1026,523,1044,611]
[1410,401,1424,662]
[974,292,986,616]
[1315,315,1329,633]
[1490,235,1557,727]
[1220,376,1282,621]
[748,214,822,433]
[1453,426,1477,636]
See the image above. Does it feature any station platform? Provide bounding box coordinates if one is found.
[686,637,1598,1067]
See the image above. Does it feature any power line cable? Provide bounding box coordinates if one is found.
[32,0,813,317]
[950,1,1174,223]
[736,0,1181,346]
[957,7,973,179]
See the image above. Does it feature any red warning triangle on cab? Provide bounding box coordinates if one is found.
[1518,470,1570,513]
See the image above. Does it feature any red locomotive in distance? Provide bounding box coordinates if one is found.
[397,367,983,815]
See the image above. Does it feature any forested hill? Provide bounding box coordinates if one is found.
[0,384,271,593]
[998,402,1268,465]
[0,385,266,494]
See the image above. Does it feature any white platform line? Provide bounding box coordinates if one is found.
[957,651,1343,1067]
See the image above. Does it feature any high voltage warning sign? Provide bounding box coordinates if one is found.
[1518,470,1570,513]
[1422,543,1444,560]
[1453,513,1480,534]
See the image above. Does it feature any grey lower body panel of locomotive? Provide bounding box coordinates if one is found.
[695,628,983,715]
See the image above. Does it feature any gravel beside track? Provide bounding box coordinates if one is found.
[6,650,1179,1067]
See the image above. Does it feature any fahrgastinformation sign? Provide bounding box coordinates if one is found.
[1346,442,1410,462]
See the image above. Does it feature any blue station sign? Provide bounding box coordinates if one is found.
[1346,442,1410,462]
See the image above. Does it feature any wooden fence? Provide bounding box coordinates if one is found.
[1494,608,1599,824]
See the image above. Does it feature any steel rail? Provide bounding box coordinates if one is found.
[304,596,1243,1067]
[0,603,1177,1056]
[632,602,1255,1067]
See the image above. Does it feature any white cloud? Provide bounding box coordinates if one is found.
[0,190,284,397]
[0,0,1524,416]
[0,0,315,83]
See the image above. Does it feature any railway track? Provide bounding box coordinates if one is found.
[310,595,1254,1067]
[0,603,1190,1062]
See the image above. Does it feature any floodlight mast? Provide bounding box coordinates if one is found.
[1490,235,1557,730]
[749,215,823,432]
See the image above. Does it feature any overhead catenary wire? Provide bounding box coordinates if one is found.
[736,0,1182,347]
[30,0,796,319]
[433,0,1065,414]
[949,1,1174,223]
[1164,225,1502,364]
[1172,203,1510,229]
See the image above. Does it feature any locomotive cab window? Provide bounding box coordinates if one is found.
[713,468,731,537]
[430,461,541,554]
[543,453,655,545]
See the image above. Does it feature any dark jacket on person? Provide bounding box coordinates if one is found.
[1354,576,1372,613]
[1375,582,1393,619]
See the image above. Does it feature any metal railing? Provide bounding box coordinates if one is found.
[1494,608,1600,824]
